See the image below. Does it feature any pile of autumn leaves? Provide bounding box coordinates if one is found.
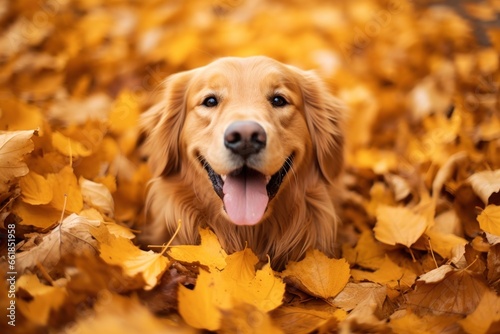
[2,97,500,333]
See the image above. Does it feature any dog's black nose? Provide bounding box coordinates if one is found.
[224,121,267,157]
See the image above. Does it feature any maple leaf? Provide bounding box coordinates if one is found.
[282,250,350,299]
[178,247,285,331]
[16,214,102,273]
[0,129,35,192]
[374,205,428,248]
[477,205,500,236]
[168,228,228,271]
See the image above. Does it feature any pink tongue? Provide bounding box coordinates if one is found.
[223,171,269,225]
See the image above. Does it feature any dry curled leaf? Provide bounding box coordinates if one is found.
[0,129,35,192]
[16,214,101,273]
[468,170,500,204]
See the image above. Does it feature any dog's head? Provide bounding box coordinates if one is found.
[142,56,344,226]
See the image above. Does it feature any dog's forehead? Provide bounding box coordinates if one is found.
[191,57,298,90]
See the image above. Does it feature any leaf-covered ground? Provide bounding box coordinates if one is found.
[1,0,500,333]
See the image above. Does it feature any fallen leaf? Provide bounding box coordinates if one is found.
[66,292,193,334]
[19,171,53,205]
[332,282,386,312]
[46,166,84,213]
[407,268,489,316]
[51,131,93,158]
[178,248,285,331]
[220,303,284,334]
[351,256,417,290]
[374,205,428,247]
[477,205,500,236]
[17,274,66,326]
[389,310,462,334]
[458,289,500,334]
[270,305,343,334]
[417,265,454,284]
[99,235,169,290]
[177,269,231,331]
[13,200,62,229]
[282,249,350,299]
[342,230,386,270]
[0,129,35,192]
[168,228,228,271]
[468,170,500,204]
[16,214,101,273]
[80,177,115,217]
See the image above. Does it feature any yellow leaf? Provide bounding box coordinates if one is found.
[282,249,350,299]
[178,258,285,331]
[342,230,386,270]
[13,200,61,228]
[220,303,284,334]
[47,166,83,213]
[468,170,500,204]
[223,246,260,282]
[79,177,115,217]
[178,270,230,331]
[52,131,93,158]
[168,228,228,270]
[458,289,500,334]
[0,129,35,193]
[19,171,53,205]
[68,292,188,334]
[17,274,66,326]
[99,235,169,290]
[477,205,500,236]
[425,228,468,259]
[351,256,417,290]
[374,205,428,247]
[332,282,386,312]
[0,98,44,133]
[235,263,285,312]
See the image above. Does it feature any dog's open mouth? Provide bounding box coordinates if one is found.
[201,155,294,226]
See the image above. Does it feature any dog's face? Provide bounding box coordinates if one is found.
[142,56,343,226]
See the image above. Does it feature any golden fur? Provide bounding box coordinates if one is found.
[140,56,344,269]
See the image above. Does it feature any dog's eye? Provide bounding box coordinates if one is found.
[202,96,218,108]
[270,95,288,107]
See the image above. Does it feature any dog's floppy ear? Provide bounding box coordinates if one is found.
[140,70,193,177]
[297,69,345,184]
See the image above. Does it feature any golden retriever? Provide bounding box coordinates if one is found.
[141,56,344,269]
